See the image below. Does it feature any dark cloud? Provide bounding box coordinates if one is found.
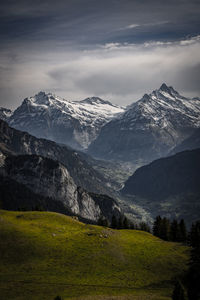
[1,0,200,45]
[0,0,200,108]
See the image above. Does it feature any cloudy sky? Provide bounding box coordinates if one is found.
[0,0,200,109]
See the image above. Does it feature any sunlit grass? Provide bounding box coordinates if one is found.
[0,210,189,300]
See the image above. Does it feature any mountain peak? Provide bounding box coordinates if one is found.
[157,83,181,98]
[80,97,113,106]
[27,91,50,106]
[159,83,171,92]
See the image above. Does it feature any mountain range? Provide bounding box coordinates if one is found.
[3,84,199,166]
[1,83,200,225]
[88,84,200,162]
[8,92,124,150]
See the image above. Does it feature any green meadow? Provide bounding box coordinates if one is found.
[0,210,189,300]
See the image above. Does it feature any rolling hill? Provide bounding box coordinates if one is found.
[0,210,189,300]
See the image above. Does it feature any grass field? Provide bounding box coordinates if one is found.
[0,210,189,300]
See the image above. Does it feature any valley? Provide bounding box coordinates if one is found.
[0,83,199,300]
[1,1,200,299]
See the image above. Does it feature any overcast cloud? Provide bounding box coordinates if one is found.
[0,0,200,109]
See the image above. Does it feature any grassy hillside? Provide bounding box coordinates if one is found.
[0,210,189,300]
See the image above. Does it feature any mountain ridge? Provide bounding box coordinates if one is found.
[121,148,200,225]
[8,92,125,150]
[88,84,200,162]
[0,153,121,222]
[0,119,114,195]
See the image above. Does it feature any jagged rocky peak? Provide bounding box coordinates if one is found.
[20,91,70,108]
[32,91,51,105]
[141,93,151,102]
[159,83,172,92]
[80,96,115,106]
[28,91,62,105]
[130,83,181,108]
[158,83,181,97]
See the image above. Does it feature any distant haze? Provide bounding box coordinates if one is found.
[0,0,200,109]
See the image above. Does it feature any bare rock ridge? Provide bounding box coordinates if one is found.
[0,120,121,222]
[0,154,121,221]
[0,119,112,195]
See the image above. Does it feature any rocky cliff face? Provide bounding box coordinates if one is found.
[8,92,124,150]
[0,119,112,195]
[88,84,200,163]
[0,153,121,222]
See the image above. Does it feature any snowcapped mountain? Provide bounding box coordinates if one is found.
[2,84,200,164]
[88,84,200,162]
[0,107,12,122]
[9,92,124,150]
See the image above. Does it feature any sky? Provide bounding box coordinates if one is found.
[0,0,200,109]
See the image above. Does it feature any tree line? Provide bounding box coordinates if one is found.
[153,216,187,243]
[98,215,150,232]
[172,220,200,300]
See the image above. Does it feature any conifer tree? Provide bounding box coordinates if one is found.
[170,219,180,242]
[129,222,135,230]
[179,219,187,243]
[153,215,162,237]
[139,222,150,233]
[187,221,200,300]
[54,296,62,300]
[160,217,170,241]
[118,215,124,229]
[111,215,118,229]
[188,221,200,248]
[172,281,185,300]
[123,217,129,229]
